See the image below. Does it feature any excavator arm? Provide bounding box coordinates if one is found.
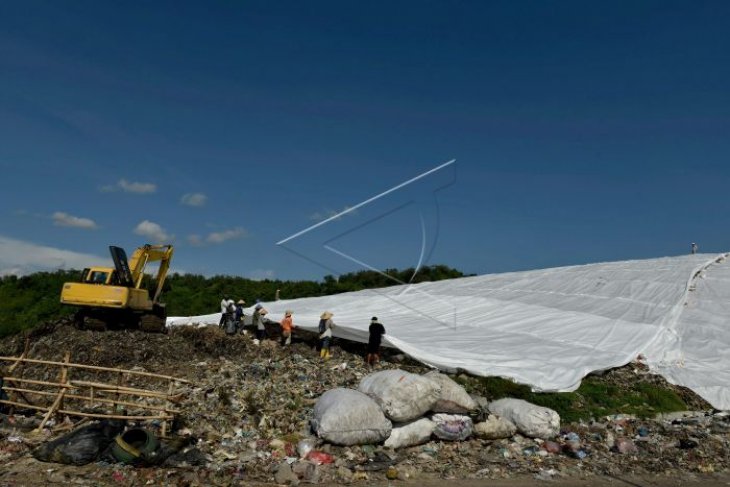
[126,244,174,305]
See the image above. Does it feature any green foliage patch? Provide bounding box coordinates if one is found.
[454,374,688,423]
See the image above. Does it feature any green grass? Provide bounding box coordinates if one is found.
[454,374,688,423]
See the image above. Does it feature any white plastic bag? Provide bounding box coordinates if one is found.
[384,418,435,449]
[358,369,441,422]
[488,398,560,439]
[424,371,478,413]
[431,413,473,441]
[311,388,392,445]
[473,415,517,439]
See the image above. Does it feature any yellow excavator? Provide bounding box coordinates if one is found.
[60,244,174,332]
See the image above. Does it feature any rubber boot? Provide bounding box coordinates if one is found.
[320,348,326,359]
[324,349,331,360]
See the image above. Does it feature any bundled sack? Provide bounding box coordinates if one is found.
[311,388,392,445]
[488,398,560,439]
[424,371,478,414]
[474,414,517,440]
[384,418,435,449]
[432,413,473,441]
[33,420,125,465]
[359,369,441,422]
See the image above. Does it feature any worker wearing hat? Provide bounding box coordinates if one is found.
[253,303,269,342]
[280,310,297,347]
[318,311,335,360]
[234,299,246,332]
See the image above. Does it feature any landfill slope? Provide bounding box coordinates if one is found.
[169,253,730,408]
[1,323,729,485]
[646,253,730,409]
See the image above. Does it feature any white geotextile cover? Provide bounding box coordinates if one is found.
[167,253,730,409]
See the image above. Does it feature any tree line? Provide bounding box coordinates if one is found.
[0,265,467,338]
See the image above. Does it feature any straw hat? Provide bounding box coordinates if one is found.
[237,299,246,305]
[320,311,333,319]
[285,310,293,317]
[259,308,268,315]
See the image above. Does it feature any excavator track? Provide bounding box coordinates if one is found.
[139,314,167,333]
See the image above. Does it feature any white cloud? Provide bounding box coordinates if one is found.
[185,227,247,247]
[100,179,157,194]
[133,220,172,243]
[248,269,276,281]
[309,206,357,222]
[119,179,156,193]
[0,235,108,276]
[206,227,246,244]
[180,193,207,207]
[52,211,98,229]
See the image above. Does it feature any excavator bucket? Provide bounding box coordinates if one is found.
[109,246,135,287]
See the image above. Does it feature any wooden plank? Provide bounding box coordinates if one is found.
[0,356,189,383]
[37,352,71,431]
[0,399,172,420]
[2,377,73,389]
[4,340,35,407]
[71,380,181,400]
[2,387,181,414]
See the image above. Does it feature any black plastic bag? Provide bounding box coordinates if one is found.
[32,420,125,465]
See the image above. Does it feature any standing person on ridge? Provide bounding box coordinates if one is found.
[280,310,296,347]
[318,311,335,360]
[219,294,235,330]
[234,299,246,333]
[691,243,698,254]
[252,304,268,343]
[366,316,386,365]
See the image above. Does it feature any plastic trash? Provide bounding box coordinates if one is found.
[488,398,560,439]
[108,429,159,464]
[431,413,473,441]
[297,438,316,458]
[307,450,334,464]
[423,371,478,413]
[614,437,639,454]
[311,388,392,445]
[32,420,125,466]
[358,369,441,422]
[542,440,561,454]
[564,432,581,452]
[384,418,435,449]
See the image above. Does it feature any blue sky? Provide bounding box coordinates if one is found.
[1,1,729,280]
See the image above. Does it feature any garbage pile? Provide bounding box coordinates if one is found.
[1,320,730,485]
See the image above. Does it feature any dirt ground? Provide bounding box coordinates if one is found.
[2,457,730,487]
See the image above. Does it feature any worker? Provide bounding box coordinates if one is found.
[253,304,268,342]
[366,317,386,365]
[219,294,235,329]
[280,310,296,347]
[318,311,335,360]
[691,243,698,254]
[220,294,234,314]
[234,299,246,333]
